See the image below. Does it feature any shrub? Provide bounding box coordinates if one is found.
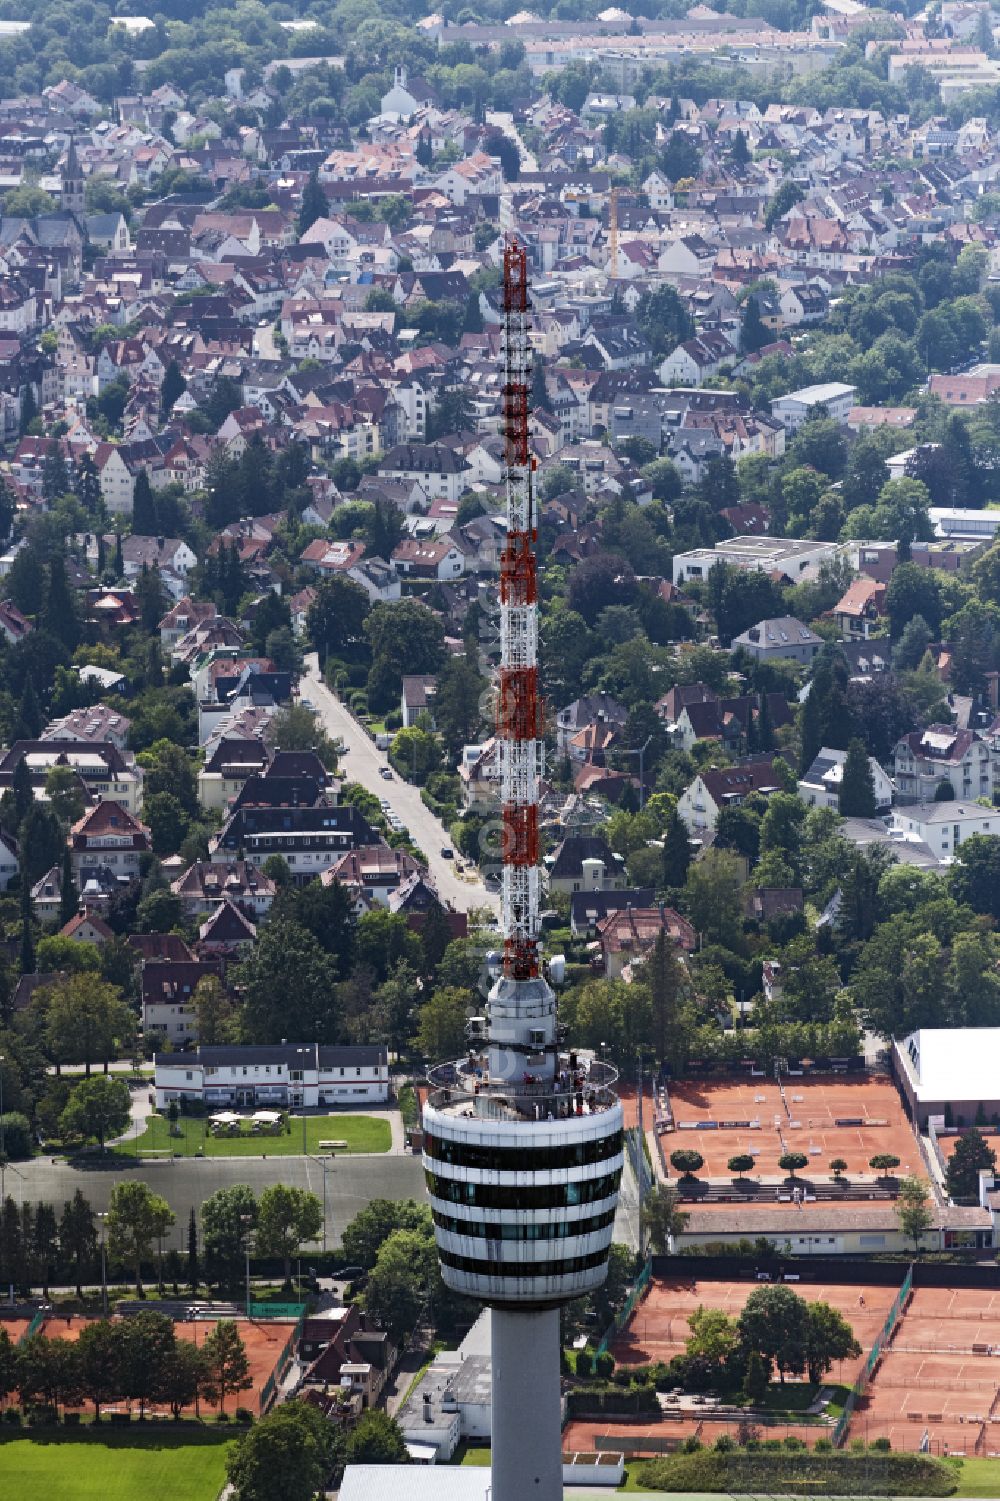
[2,1410,21,1426]
[682,1436,702,1453]
[595,1351,614,1379]
[784,1435,805,1451]
[215,1412,230,1423]
[575,1349,594,1380]
[872,1437,892,1452]
[235,1407,254,1424]
[714,1434,735,1452]
[814,1436,834,1452]
[0,1112,32,1160]
[763,1438,783,1452]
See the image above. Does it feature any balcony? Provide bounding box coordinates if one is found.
[426,1053,618,1122]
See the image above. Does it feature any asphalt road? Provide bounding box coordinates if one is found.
[301,653,499,918]
[4,1152,426,1253]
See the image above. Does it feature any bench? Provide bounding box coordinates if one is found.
[318,1140,347,1150]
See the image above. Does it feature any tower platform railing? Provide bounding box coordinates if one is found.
[427,1054,619,1120]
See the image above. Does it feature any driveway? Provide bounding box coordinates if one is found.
[301,654,498,918]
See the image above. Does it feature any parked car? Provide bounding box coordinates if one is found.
[441,846,454,859]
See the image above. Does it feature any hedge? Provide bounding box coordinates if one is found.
[636,1449,957,1495]
[566,1385,659,1417]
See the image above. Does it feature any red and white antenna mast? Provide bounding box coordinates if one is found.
[498,236,541,983]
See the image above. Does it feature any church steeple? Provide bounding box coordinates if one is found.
[61,134,84,218]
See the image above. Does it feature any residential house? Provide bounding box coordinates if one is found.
[797,747,893,813]
[545,834,626,897]
[69,801,151,883]
[893,725,997,804]
[889,801,1000,861]
[677,755,784,833]
[731,615,822,664]
[597,906,697,980]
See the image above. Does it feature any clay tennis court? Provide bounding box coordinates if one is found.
[563,1413,824,1452]
[612,1275,891,1385]
[664,1076,919,1179]
[855,1288,1000,1456]
[0,1317,31,1343]
[38,1313,296,1415]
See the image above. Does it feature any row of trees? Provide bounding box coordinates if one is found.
[0,1312,249,1420]
[0,1178,326,1299]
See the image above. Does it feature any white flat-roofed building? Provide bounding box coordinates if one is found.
[889,800,1000,861]
[672,535,841,586]
[930,508,1000,541]
[154,1042,389,1109]
[771,381,856,431]
[895,1027,1000,1128]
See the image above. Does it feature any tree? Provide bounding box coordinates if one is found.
[416,985,472,1061]
[131,470,157,534]
[896,1175,934,1254]
[945,1127,997,1201]
[238,918,341,1045]
[116,1310,176,1419]
[227,1399,340,1501]
[869,1153,901,1178]
[297,169,328,237]
[669,1149,704,1181]
[728,1154,756,1180]
[737,1284,808,1383]
[60,1189,97,1297]
[684,849,743,947]
[641,1184,687,1252]
[779,1151,809,1181]
[42,558,80,651]
[390,726,441,785]
[951,835,1000,923]
[17,1332,83,1414]
[60,1074,131,1148]
[307,573,370,658]
[77,1319,123,1421]
[743,1349,769,1404]
[661,807,691,888]
[345,1410,408,1464]
[201,1319,252,1415]
[686,1305,738,1367]
[433,655,487,758]
[765,180,805,230]
[106,1180,175,1296]
[58,842,79,931]
[340,1198,430,1272]
[741,294,767,354]
[255,1185,323,1289]
[202,1185,258,1291]
[161,359,186,415]
[804,1302,861,1385]
[647,930,694,1074]
[364,1226,439,1340]
[885,561,942,639]
[829,1158,847,1180]
[192,975,237,1047]
[139,738,198,817]
[45,973,131,1075]
[157,1338,206,1419]
[838,738,877,818]
[661,129,701,183]
[187,1205,200,1293]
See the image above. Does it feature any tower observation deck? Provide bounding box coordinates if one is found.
[422,239,624,1501]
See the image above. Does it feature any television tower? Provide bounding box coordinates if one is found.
[423,238,624,1501]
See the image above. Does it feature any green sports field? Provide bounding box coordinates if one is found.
[113,1111,391,1158]
[0,1432,232,1501]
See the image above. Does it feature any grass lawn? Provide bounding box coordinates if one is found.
[456,1443,491,1466]
[112,1112,391,1158]
[0,1431,232,1501]
[948,1456,1000,1497]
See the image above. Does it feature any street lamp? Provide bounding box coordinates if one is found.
[98,1212,108,1317]
[309,1155,335,1254]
